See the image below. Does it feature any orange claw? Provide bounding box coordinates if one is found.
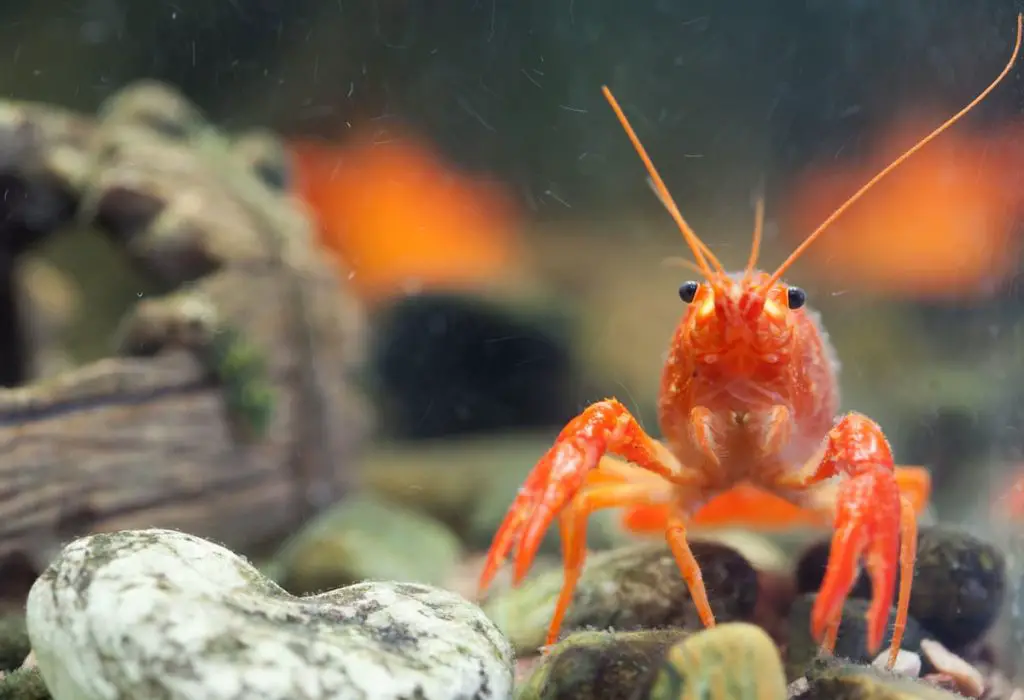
[808,412,919,667]
[477,398,684,646]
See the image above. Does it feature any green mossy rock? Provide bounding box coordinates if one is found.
[786,594,926,681]
[0,617,29,673]
[0,668,52,700]
[272,494,463,594]
[515,629,689,700]
[484,541,758,655]
[795,659,967,700]
[647,622,787,700]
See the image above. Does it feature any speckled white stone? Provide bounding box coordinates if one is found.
[26,528,513,700]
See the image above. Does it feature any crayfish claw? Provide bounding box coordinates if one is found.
[512,439,592,582]
[478,398,681,648]
[809,412,916,667]
[478,401,629,596]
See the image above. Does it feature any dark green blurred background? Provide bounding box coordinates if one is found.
[1,1,1021,215]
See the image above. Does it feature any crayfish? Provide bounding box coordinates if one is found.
[479,14,1023,669]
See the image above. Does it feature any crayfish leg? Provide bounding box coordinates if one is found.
[666,509,718,629]
[887,495,919,668]
[894,466,931,515]
[546,481,672,647]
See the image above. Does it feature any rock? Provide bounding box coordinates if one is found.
[689,529,792,577]
[516,623,788,700]
[795,526,1005,649]
[690,529,798,638]
[795,658,968,700]
[0,668,51,700]
[97,80,205,139]
[918,639,985,698]
[0,616,29,672]
[786,594,926,680]
[368,291,579,441]
[483,541,758,654]
[514,629,689,700]
[232,129,292,192]
[873,650,922,678]
[647,622,787,700]
[271,494,464,595]
[908,528,1005,649]
[26,528,512,700]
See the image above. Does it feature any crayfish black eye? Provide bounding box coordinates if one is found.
[787,286,807,310]
[678,281,700,304]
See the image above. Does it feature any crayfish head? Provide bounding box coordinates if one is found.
[681,271,805,375]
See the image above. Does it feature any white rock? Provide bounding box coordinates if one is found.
[26,528,513,700]
[871,648,922,677]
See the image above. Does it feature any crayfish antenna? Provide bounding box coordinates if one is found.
[762,12,1024,292]
[646,177,724,277]
[744,195,766,283]
[602,85,726,280]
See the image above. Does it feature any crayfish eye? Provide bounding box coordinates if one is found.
[786,286,807,310]
[678,281,700,304]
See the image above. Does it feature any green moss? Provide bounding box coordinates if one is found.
[800,660,964,700]
[0,617,29,673]
[0,668,52,700]
[484,541,757,655]
[516,629,689,700]
[204,324,275,441]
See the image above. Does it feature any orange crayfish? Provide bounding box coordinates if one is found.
[479,14,1022,669]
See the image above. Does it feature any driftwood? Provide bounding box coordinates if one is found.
[0,82,371,573]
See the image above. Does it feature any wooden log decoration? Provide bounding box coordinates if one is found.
[0,81,372,577]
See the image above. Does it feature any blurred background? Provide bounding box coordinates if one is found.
[4,0,1024,528]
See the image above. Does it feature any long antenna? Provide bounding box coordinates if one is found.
[744,196,766,282]
[602,86,727,278]
[761,13,1023,291]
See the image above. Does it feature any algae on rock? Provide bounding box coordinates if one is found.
[515,629,690,700]
[0,667,51,700]
[648,622,787,700]
[786,594,926,681]
[0,615,30,673]
[483,540,758,654]
[795,659,967,700]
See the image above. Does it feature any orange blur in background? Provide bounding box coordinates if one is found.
[291,112,1024,305]
[781,111,1024,300]
[289,126,525,304]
